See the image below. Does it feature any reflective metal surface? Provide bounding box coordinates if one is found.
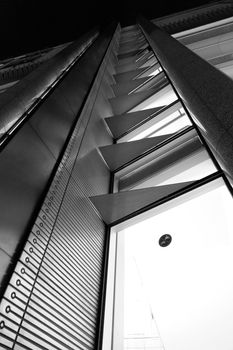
[0,22,119,350]
[0,29,99,139]
[138,15,233,180]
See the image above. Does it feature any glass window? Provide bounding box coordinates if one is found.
[114,178,233,350]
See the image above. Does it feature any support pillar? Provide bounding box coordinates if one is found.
[138,16,233,180]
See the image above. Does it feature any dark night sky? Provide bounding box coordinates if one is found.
[0,0,213,59]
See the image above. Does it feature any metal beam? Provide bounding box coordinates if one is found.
[138,15,233,181]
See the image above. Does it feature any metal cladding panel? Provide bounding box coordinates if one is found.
[0,29,99,134]
[0,123,57,257]
[0,164,102,350]
[0,25,119,349]
[0,28,115,287]
[28,88,75,159]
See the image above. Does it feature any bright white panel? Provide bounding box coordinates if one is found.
[120,179,233,350]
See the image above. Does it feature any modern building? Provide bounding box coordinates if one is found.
[1,1,233,349]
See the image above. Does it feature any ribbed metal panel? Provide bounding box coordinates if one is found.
[0,25,119,350]
[0,155,105,350]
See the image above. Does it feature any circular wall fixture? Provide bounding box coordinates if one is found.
[159,234,172,247]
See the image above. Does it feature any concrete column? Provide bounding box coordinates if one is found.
[138,16,233,180]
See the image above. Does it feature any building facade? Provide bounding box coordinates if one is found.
[1,1,233,349]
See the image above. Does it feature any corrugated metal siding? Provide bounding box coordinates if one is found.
[0,27,119,350]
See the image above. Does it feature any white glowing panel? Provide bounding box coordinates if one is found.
[121,179,233,350]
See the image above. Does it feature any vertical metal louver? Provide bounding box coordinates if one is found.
[0,122,107,350]
[0,24,119,350]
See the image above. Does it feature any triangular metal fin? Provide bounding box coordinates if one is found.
[113,68,147,83]
[99,134,174,171]
[112,76,151,96]
[90,181,194,225]
[109,89,156,115]
[105,106,165,139]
